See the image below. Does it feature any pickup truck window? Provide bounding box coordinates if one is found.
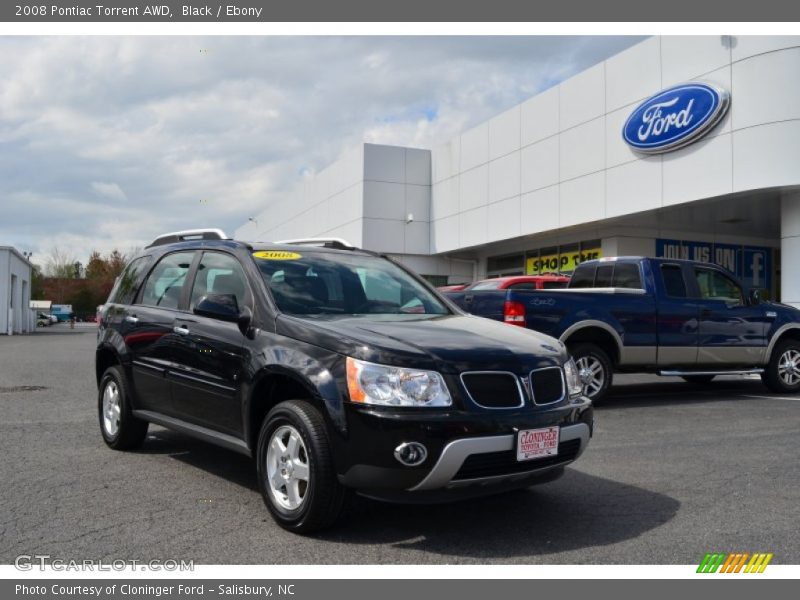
[661,265,688,297]
[595,265,614,287]
[569,264,596,288]
[694,268,743,304]
[256,251,450,316]
[612,263,643,289]
[569,262,642,289]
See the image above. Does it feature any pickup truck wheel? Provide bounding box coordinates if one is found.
[763,341,800,394]
[681,375,716,384]
[257,400,348,533]
[98,366,148,450]
[569,343,612,403]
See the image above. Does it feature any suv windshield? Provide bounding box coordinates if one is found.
[253,250,450,316]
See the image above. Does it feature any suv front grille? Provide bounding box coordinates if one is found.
[529,367,565,405]
[453,438,581,481]
[460,372,524,409]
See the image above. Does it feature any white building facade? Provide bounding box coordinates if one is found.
[0,247,34,335]
[237,35,800,304]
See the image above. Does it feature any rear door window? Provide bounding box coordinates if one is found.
[661,265,688,298]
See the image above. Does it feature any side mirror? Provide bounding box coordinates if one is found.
[749,289,761,306]
[237,305,254,339]
[194,293,240,322]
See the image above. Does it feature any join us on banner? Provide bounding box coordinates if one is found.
[655,238,772,291]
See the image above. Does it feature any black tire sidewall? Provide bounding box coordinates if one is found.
[570,343,613,403]
[98,365,147,449]
[98,367,124,445]
[765,340,800,393]
[256,401,334,531]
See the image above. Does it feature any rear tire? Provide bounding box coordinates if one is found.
[98,366,148,450]
[762,340,800,394]
[681,375,716,384]
[256,400,348,533]
[569,343,613,404]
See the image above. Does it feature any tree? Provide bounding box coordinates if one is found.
[30,266,44,299]
[106,250,127,278]
[44,247,78,278]
[85,251,107,280]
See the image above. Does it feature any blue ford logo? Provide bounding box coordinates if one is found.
[622,83,730,154]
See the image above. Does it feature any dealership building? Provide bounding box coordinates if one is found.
[236,35,800,305]
[0,246,34,335]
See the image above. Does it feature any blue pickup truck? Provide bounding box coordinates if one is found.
[445,257,800,403]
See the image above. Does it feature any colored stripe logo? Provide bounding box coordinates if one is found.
[697,552,773,573]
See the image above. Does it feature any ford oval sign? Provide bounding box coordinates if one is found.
[622,83,730,154]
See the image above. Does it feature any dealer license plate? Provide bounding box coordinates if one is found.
[516,427,559,461]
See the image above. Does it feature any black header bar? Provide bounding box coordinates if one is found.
[3,0,800,22]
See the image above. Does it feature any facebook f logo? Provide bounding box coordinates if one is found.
[751,252,763,287]
[743,248,769,290]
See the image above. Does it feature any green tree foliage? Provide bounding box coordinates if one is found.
[47,248,132,318]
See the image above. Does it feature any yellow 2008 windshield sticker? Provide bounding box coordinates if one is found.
[252,250,303,260]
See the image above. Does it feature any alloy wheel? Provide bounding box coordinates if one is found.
[266,425,310,511]
[102,381,121,437]
[576,355,605,398]
[777,349,800,386]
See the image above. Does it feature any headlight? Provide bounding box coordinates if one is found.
[346,357,452,407]
[563,357,584,397]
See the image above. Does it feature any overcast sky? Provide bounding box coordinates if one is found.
[0,36,644,268]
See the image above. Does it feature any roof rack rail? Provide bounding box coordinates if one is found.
[274,237,356,250]
[146,228,228,248]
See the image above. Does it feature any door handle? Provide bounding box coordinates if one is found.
[124,315,139,324]
[173,326,190,335]
[700,309,712,317]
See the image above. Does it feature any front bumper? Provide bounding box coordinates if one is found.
[409,421,590,490]
[334,396,593,498]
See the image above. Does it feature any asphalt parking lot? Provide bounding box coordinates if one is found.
[1,325,798,565]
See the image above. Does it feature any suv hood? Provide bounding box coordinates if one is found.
[277,313,566,373]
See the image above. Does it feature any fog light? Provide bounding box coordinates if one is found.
[394,442,428,466]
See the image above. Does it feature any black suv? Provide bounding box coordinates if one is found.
[96,229,593,532]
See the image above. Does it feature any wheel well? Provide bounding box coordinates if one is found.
[95,347,120,385]
[248,373,318,450]
[564,327,620,366]
[771,329,800,355]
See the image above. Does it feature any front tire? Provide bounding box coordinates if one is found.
[98,366,148,450]
[256,400,348,533]
[762,340,800,394]
[569,343,613,404]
